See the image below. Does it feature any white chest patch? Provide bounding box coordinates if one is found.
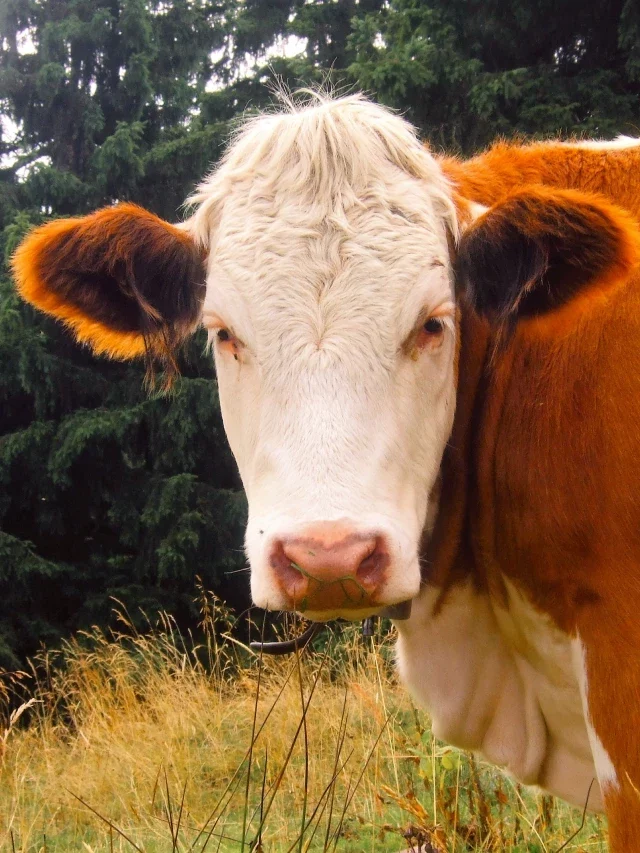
[396,579,604,810]
[571,636,619,793]
[493,580,600,807]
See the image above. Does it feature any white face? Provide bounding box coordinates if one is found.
[189,96,459,620]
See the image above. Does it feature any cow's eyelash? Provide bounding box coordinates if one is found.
[400,305,454,356]
[204,321,236,350]
[211,326,240,345]
[414,305,454,333]
[203,313,242,344]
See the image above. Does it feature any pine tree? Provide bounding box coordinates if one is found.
[0,0,249,666]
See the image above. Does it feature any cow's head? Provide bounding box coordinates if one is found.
[12,94,639,621]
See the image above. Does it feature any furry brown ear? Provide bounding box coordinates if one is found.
[455,186,640,324]
[12,203,205,375]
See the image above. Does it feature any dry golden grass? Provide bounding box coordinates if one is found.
[0,597,608,852]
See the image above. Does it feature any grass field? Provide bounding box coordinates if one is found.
[0,595,608,852]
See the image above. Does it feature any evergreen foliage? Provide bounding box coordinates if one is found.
[1,0,639,664]
[349,0,640,152]
[0,0,250,666]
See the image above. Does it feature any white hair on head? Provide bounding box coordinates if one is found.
[185,89,458,247]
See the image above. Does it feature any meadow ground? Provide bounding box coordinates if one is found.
[0,597,607,852]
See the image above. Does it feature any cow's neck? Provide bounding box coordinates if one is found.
[421,299,492,602]
[423,298,567,618]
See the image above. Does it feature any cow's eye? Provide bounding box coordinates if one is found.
[423,317,444,335]
[410,315,447,356]
[214,327,242,361]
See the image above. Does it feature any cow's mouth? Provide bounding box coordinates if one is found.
[378,600,413,620]
[250,598,413,656]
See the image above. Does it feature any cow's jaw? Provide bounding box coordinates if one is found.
[188,94,460,619]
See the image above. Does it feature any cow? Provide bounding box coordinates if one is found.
[11,92,640,850]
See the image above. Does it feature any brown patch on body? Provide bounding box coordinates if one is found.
[428,137,640,849]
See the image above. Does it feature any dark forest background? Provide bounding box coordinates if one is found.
[1,0,639,666]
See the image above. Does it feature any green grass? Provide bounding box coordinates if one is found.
[0,598,607,852]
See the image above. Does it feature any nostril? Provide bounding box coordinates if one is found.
[270,541,310,603]
[355,537,388,591]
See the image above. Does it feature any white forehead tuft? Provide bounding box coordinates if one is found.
[186,90,458,247]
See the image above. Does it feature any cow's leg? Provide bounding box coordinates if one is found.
[573,624,640,851]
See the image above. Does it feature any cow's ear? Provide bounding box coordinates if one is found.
[12,203,205,375]
[455,187,640,325]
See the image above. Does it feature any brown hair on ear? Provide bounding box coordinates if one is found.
[12,203,206,383]
[455,186,640,326]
